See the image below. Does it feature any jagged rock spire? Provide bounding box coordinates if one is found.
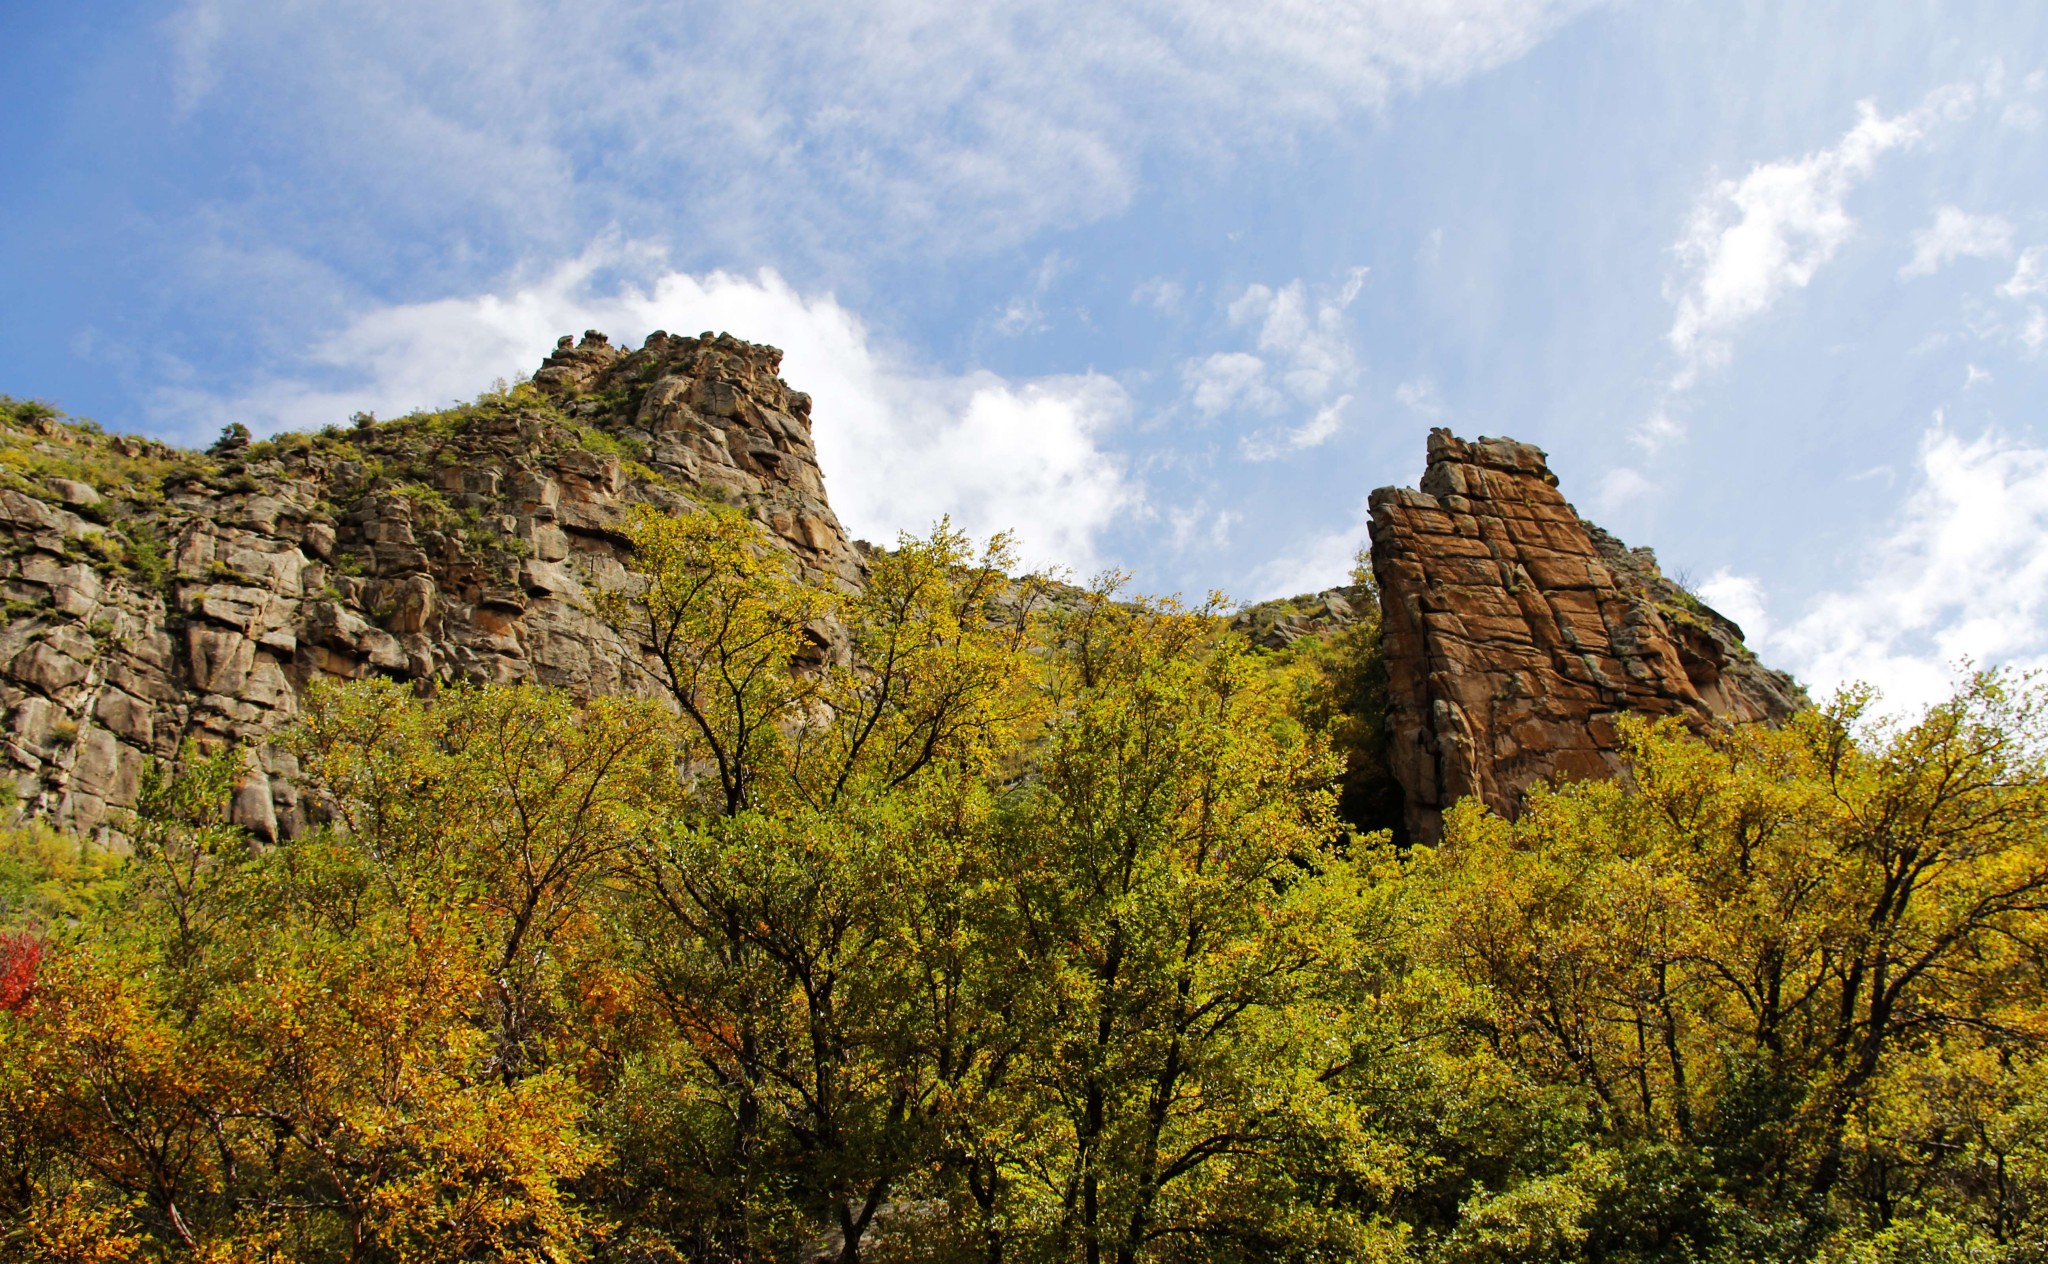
[1369,428,1802,843]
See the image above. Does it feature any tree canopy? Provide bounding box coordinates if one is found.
[3,510,2045,1263]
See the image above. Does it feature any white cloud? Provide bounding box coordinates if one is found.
[1997,67,2047,129]
[1186,352,1277,417]
[994,299,1045,336]
[1229,270,1366,399]
[1240,395,1352,460]
[1595,466,1655,512]
[1665,82,1977,390]
[1961,247,2048,353]
[1180,269,1367,458]
[994,252,1068,334]
[1634,407,1686,453]
[2023,307,2048,354]
[2000,246,2048,298]
[1131,277,1186,314]
[1695,570,1770,641]
[163,0,1609,261]
[1711,424,2048,715]
[1244,498,1373,601]
[1166,503,1239,555]
[1393,377,1444,418]
[165,0,225,116]
[1212,509,1240,548]
[153,244,1137,573]
[1899,206,2013,277]
[1290,398,1348,447]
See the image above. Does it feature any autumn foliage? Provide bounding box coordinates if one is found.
[1,510,2045,1262]
[0,932,41,1013]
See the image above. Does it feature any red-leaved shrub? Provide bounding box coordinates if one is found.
[0,932,44,1013]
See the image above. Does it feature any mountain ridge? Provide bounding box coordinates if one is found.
[0,332,1797,843]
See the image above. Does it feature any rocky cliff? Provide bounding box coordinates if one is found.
[4,343,1806,850]
[0,331,858,841]
[1368,429,1803,843]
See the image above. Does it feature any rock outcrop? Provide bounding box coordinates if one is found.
[1229,584,1374,650]
[5,348,1808,853]
[0,331,858,841]
[1369,429,1802,843]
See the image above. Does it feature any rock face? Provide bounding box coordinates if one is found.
[0,331,859,841]
[5,352,1806,851]
[1229,584,1374,650]
[1369,429,1803,843]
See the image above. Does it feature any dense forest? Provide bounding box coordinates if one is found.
[2,506,2046,1263]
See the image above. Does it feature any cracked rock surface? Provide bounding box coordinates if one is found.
[1369,428,1803,843]
[1,331,859,841]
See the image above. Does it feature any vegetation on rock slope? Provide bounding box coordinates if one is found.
[0,502,2044,1264]
[0,332,861,841]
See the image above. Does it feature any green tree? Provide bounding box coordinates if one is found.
[985,585,1388,1263]
[593,503,829,817]
[600,516,1045,1262]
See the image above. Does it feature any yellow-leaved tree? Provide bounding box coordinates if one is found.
[596,508,1051,1262]
[0,684,675,1262]
[1414,671,2048,1259]
[967,584,1403,1264]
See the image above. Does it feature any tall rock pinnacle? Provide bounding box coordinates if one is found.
[1368,429,1803,843]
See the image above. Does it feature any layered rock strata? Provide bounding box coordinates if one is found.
[1369,429,1802,843]
[1,331,859,841]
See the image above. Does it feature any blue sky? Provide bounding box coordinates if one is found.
[5,1,2047,710]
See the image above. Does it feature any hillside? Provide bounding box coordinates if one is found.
[2,330,1800,847]
[2,334,2045,1264]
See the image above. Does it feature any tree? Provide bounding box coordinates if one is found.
[985,585,1385,1263]
[599,517,1046,1262]
[1415,671,2048,1256]
[593,503,829,818]
[289,680,673,1081]
[0,695,643,1261]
